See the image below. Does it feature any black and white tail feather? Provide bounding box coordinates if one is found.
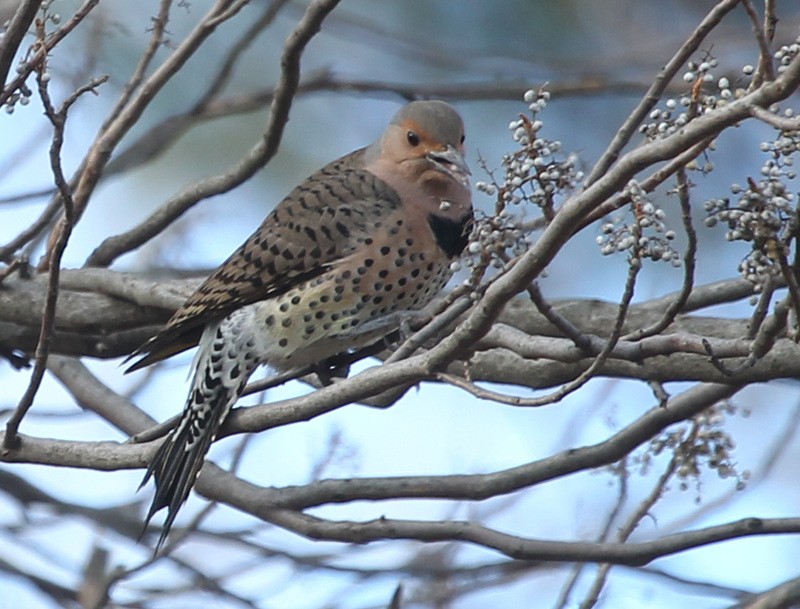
[138,316,258,551]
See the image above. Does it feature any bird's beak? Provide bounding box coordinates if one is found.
[428,145,471,185]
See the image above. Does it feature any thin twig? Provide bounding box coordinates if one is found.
[580,137,713,232]
[778,250,800,340]
[85,0,342,268]
[731,575,800,609]
[0,258,29,285]
[0,0,102,108]
[741,0,775,87]
[2,71,99,448]
[385,296,474,363]
[526,282,595,354]
[101,0,174,127]
[665,400,800,537]
[749,104,800,131]
[579,431,684,608]
[553,459,629,609]
[584,0,742,186]
[512,251,641,407]
[0,187,58,206]
[437,256,642,408]
[196,0,291,106]
[763,0,778,44]
[703,292,790,376]
[0,197,63,263]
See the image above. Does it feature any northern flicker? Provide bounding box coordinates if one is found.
[127,100,472,550]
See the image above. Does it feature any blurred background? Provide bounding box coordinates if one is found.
[2,1,800,607]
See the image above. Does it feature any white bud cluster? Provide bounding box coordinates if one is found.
[596,180,680,266]
[775,41,800,74]
[640,55,747,144]
[1,0,61,114]
[477,88,584,208]
[640,101,691,141]
[466,88,584,286]
[457,210,532,284]
[703,131,800,291]
[2,82,32,115]
[39,0,61,21]
[637,400,749,493]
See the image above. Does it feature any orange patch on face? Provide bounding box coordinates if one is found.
[398,118,449,156]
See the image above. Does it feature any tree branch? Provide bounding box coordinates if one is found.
[85,0,342,268]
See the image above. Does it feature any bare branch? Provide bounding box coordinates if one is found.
[730,575,800,609]
[47,355,156,435]
[0,0,102,108]
[742,0,776,86]
[0,0,42,90]
[585,0,743,186]
[85,0,342,268]
[223,505,800,567]
[3,64,92,447]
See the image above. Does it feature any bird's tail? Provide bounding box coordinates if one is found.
[138,395,226,551]
[139,314,260,551]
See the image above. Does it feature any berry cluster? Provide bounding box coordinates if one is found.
[596,180,680,266]
[639,57,739,145]
[465,89,583,282]
[775,41,800,74]
[1,0,60,114]
[704,133,799,291]
[3,83,32,115]
[640,401,749,495]
[483,88,584,216]
[452,207,528,273]
[639,51,756,152]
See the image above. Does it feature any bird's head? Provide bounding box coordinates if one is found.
[371,100,471,190]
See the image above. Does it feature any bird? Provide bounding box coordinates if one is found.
[127,100,473,550]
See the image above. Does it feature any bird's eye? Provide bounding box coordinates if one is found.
[460,133,465,144]
[406,131,420,146]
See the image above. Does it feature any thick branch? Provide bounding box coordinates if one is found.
[0,271,786,389]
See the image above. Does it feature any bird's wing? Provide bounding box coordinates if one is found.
[126,148,403,371]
